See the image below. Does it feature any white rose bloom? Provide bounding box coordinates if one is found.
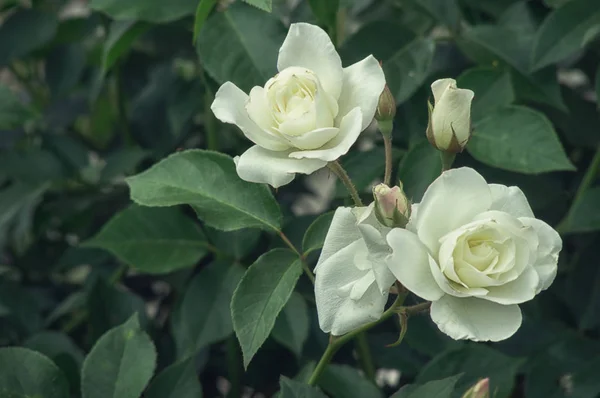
[315,204,396,336]
[211,23,385,188]
[386,167,562,341]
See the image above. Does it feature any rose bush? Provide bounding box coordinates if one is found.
[211,23,385,188]
[387,167,562,341]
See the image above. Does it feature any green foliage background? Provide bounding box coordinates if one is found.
[1,0,600,396]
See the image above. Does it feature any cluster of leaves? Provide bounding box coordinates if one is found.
[1,0,600,397]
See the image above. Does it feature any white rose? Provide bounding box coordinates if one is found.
[211,23,385,188]
[386,167,562,341]
[314,204,396,336]
[426,78,474,152]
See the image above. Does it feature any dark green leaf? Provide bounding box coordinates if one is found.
[560,187,600,233]
[145,358,202,398]
[319,364,383,398]
[196,3,285,92]
[205,227,262,260]
[468,106,575,174]
[84,205,209,274]
[280,376,328,398]
[172,261,245,359]
[100,148,149,182]
[127,149,282,232]
[0,347,69,398]
[272,292,309,357]
[90,0,197,23]
[397,140,442,202]
[102,20,148,72]
[0,9,58,65]
[193,0,217,43]
[531,0,600,70]
[403,0,462,31]
[391,375,461,398]
[45,44,85,97]
[243,0,273,12]
[0,85,36,130]
[302,211,334,256]
[456,67,514,121]
[231,249,302,368]
[308,0,339,27]
[81,315,156,398]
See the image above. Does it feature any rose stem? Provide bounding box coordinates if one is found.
[383,134,393,186]
[327,161,364,206]
[278,230,315,284]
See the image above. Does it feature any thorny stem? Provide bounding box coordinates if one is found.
[278,230,315,284]
[328,161,364,206]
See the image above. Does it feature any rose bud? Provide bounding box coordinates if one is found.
[375,84,396,137]
[426,78,474,153]
[373,183,410,228]
[462,378,490,398]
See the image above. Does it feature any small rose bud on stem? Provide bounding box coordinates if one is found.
[373,183,410,228]
[462,378,490,398]
[375,84,396,138]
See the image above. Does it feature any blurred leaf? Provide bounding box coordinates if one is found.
[531,0,600,71]
[81,315,156,398]
[272,292,309,357]
[308,0,339,27]
[0,149,65,183]
[87,277,148,342]
[0,183,48,249]
[100,147,149,182]
[90,0,197,23]
[397,140,442,202]
[468,106,575,174]
[172,261,244,359]
[510,68,567,112]
[560,187,600,233]
[403,0,462,31]
[456,67,514,121]
[243,0,273,12]
[196,2,285,92]
[319,364,383,398]
[0,281,44,338]
[103,20,148,72]
[417,345,523,398]
[193,0,217,43]
[280,376,328,398]
[335,146,404,198]
[0,85,35,130]
[391,375,461,398]
[145,358,202,398]
[302,211,334,256]
[0,9,58,65]
[569,355,600,398]
[45,44,86,97]
[127,150,282,232]
[0,347,69,398]
[231,249,302,368]
[205,227,262,260]
[84,205,209,274]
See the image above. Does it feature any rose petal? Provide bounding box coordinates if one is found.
[288,107,362,162]
[212,82,290,151]
[489,184,534,218]
[386,229,445,301]
[277,23,343,99]
[335,55,386,131]
[431,85,474,147]
[283,127,339,150]
[429,255,489,297]
[431,78,454,104]
[430,295,522,341]
[414,167,492,253]
[314,207,362,273]
[519,217,561,293]
[483,267,539,305]
[234,145,326,188]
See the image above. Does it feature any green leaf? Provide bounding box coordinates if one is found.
[280,376,328,398]
[319,364,383,398]
[193,0,217,43]
[308,0,339,27]
[0,85,35,130]
[243,0,272,12]
[84,205,209,274]
[172,261,245,359]
[0,9,58,65]
[90,0,197,23]
[145,358,202,398]
[302,211,334,256]
[81,315,157,398]
[231,249,302,368]
[100,148,149,182]
[102,21,148,72]
[560,187,600,233]
[45,44,86,97]
[531,0,600,71]
[510,68,567,112]
[126,149,282,232]
[456,67,515,122]
[0,347,70,398]
[272,293,309,357]
[468,106,575,174]
[397,140,442,202]
[417,345,523,398]
[596,64,600,108]
[391,375,461,398]
[196,2,285,92]
[205,227,262,260]
[403,0,462,31]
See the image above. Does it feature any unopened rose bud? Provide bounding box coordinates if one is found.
[462,378,490,398]
[375,85,396,138]
[373,183,410,228]
[426,78,474,153]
